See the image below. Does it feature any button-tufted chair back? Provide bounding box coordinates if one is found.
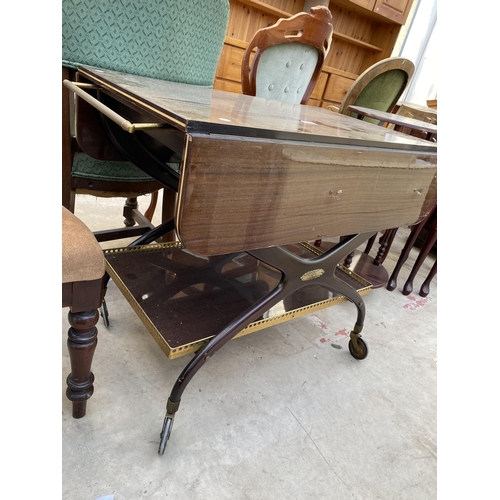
[241,6,333,105]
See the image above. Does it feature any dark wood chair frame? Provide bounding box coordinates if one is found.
[387,205,437,296]
[62,277,105,418]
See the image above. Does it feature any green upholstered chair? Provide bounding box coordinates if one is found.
[62,0,230,242]
[329,57,415,124]
[241,6,333,105]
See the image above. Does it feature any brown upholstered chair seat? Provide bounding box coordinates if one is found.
[62,207,106,284]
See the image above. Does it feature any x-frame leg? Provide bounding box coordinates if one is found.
[158,231,376,454]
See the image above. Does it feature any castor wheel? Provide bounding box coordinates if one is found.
[100,299,109,328]
[158,416,173,455]
[348,337,368,360]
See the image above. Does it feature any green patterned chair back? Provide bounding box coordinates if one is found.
[338,57,415,125]
[63,0,229,186]
[63,0,229,87]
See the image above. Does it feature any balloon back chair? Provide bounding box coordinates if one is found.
[331,57,415,124]
[241,6,334,105]
[62,0,230,242]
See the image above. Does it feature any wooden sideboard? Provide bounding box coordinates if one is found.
[214,0,415,108]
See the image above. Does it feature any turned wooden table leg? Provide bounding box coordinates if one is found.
[340,235,355,268]
[66,308,99,418]
[373,228,398,266]
[343,251,354,269]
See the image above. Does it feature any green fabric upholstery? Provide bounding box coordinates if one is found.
[255,43,319,104]
[71,153,154,182]
[63,0,229,184]
[71,153,180,181]
[349,70,408,124]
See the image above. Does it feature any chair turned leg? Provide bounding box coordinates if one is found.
[123,197,139,227]
[66,309,99,418]
[419,260,437,297]
[402,216,437,296]
[144,191,159,222]
[387,207,436,291]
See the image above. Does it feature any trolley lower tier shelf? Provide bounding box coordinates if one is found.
[104,242,372,359]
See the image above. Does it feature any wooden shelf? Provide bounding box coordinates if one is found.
[226,28,382,53]
[234,1,383,52]
[321,65,359,80]
[224,35,248,49]
[331,30,382,52]
[236,0,292,19]
[215,0,414,108]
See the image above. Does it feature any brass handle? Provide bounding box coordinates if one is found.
[63,79,165,133]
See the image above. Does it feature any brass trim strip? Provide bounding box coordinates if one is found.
[233,285,372,337]
[77,67,187,130]
[103,242,372,360]
[105,241,183,255]
[174,134,192,235]
[63,79,167,133]
[299,240,323,256]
